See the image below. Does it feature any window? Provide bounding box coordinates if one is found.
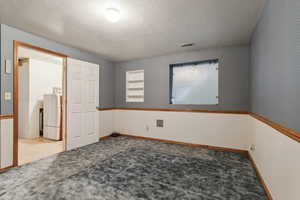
[170,59,219,105]
[126,70,144,102]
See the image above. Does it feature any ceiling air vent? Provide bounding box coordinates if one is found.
[181,43,195,48]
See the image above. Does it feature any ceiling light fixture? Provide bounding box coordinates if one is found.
[105,8,121,23]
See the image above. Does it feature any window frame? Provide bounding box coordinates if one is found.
[169,59,219,105]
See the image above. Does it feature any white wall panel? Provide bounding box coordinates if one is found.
[99,110,114,138]
[113,110,252,150]
[112,109,300,199]
[2,107,298,200]
[249,117,300,200]
[0,119,13,168]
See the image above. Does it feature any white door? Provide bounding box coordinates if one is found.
[66,58,99,150]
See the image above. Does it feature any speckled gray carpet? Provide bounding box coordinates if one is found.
[0,136,267,200]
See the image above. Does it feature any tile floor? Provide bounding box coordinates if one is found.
[18,137,64,165]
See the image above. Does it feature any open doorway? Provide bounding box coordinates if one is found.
[14,42,67,166]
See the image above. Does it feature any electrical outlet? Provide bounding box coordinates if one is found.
[250,144,256,151]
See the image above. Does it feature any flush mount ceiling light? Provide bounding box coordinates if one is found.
[105,7,121,23]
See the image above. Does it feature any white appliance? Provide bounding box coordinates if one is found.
[43,94,61,140]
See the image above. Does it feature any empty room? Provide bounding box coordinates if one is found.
[0,0,299,200]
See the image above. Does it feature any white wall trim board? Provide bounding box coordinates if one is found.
[0,118,13,168]
[113,110,252,151]
[249,117,300,200]
[99,110,114,138]
[99,108,300,200]
[2,108,300,200]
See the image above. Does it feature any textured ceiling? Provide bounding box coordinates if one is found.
[0,0,266,62]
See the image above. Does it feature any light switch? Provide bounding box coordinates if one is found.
[5,92,12,100]
[5,60,12,74]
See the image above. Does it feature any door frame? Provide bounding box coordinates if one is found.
[13,41,68,167]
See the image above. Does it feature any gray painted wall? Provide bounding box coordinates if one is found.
[115,46,250,111]
[0,24,115,114]
[251,0,300,133]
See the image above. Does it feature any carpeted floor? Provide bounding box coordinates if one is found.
[0,136,267,200]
